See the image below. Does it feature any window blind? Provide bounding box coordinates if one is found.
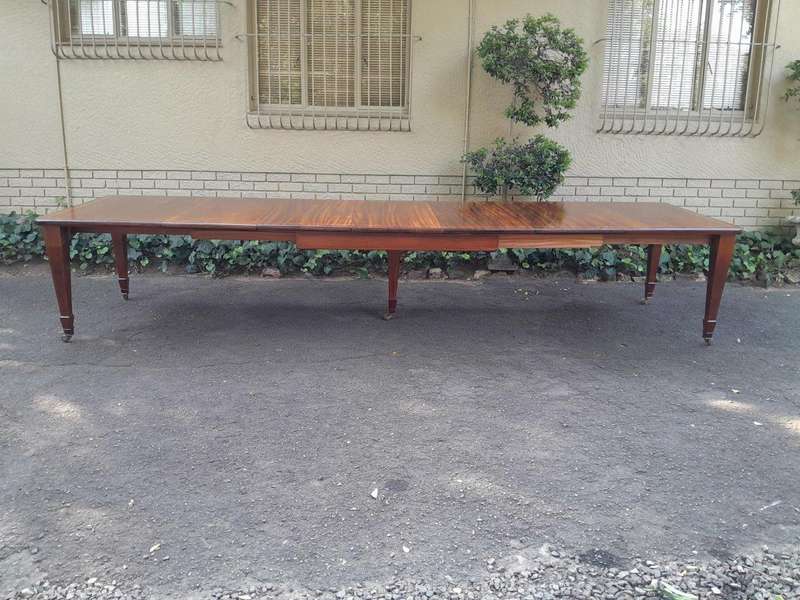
[649,0,705,111]
[175,0,219,37]
[307,0,356,108]
[601,0,651,110]
[361,0,409,108]
[122,1,169,38]
[256,0,303,105]
[702,0,756,110]
[74,0,115,36]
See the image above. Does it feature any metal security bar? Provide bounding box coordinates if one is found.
[48,0,224,60]
[598,0,781,136]
[242,0,415,131]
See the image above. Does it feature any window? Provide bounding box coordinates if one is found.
[599,0,779,136]
[247,0,413,131]
[50,0,221,60]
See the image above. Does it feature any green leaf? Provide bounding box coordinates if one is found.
[657,581,698,600]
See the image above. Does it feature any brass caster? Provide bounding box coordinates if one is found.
[704,338,712,346]
[61,333,73,343]
[122,293,129,301]
[383,312,395,321]
[640,298,651,305]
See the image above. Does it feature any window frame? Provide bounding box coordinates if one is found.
[52,0,221,48]
[247,0,413,120]
[598,0,777,135]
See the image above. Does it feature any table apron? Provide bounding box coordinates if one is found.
[64,226,716,250]
[295,232,500,251]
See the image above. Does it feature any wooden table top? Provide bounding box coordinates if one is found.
[38,196,740,234]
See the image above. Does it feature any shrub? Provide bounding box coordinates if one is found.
[463,135,571,200]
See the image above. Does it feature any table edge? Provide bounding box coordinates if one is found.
[34,217,742,235]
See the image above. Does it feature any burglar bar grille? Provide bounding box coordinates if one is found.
[245,0,414,131]
[49,0,223,60]
[599,0,780,136]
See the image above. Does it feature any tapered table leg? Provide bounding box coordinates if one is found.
[643,244,662,304]
[112,232,129,299]
[703,234,736,345]
[384,251,404,320]
[43,225,74,342]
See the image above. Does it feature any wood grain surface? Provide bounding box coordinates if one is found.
[38,196,741,235]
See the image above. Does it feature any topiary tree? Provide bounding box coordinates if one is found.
[784,60,800,246]
[464,14,588,202]
[477,14,588,128]
[785,60,800,104]
[785,60,800,209]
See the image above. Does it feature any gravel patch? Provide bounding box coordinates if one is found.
[9,546,799,600]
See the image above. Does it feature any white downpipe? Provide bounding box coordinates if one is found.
[460,0,476,204]
[55,52,73,207]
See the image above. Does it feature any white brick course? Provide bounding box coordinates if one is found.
[2,168,797,229]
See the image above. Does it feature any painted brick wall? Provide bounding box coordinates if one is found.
[1,169,798,230]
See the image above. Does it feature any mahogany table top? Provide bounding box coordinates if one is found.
[38,196,741,234]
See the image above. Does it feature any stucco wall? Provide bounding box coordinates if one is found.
[1,0,798,226]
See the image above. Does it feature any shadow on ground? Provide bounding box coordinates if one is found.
[1,272,798,595]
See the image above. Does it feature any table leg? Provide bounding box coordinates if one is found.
[643,244,662,304]
[112,233,129,299]
[384,251,404,320]
[703,234,736,345]
[43,225,74,342]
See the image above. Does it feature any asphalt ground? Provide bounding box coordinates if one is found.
[1,270,798,597]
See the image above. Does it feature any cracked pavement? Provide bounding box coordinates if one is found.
[1,269,799,597]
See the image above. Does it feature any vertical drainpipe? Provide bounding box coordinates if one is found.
[460,0,476,204]
[54,47,73,208]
